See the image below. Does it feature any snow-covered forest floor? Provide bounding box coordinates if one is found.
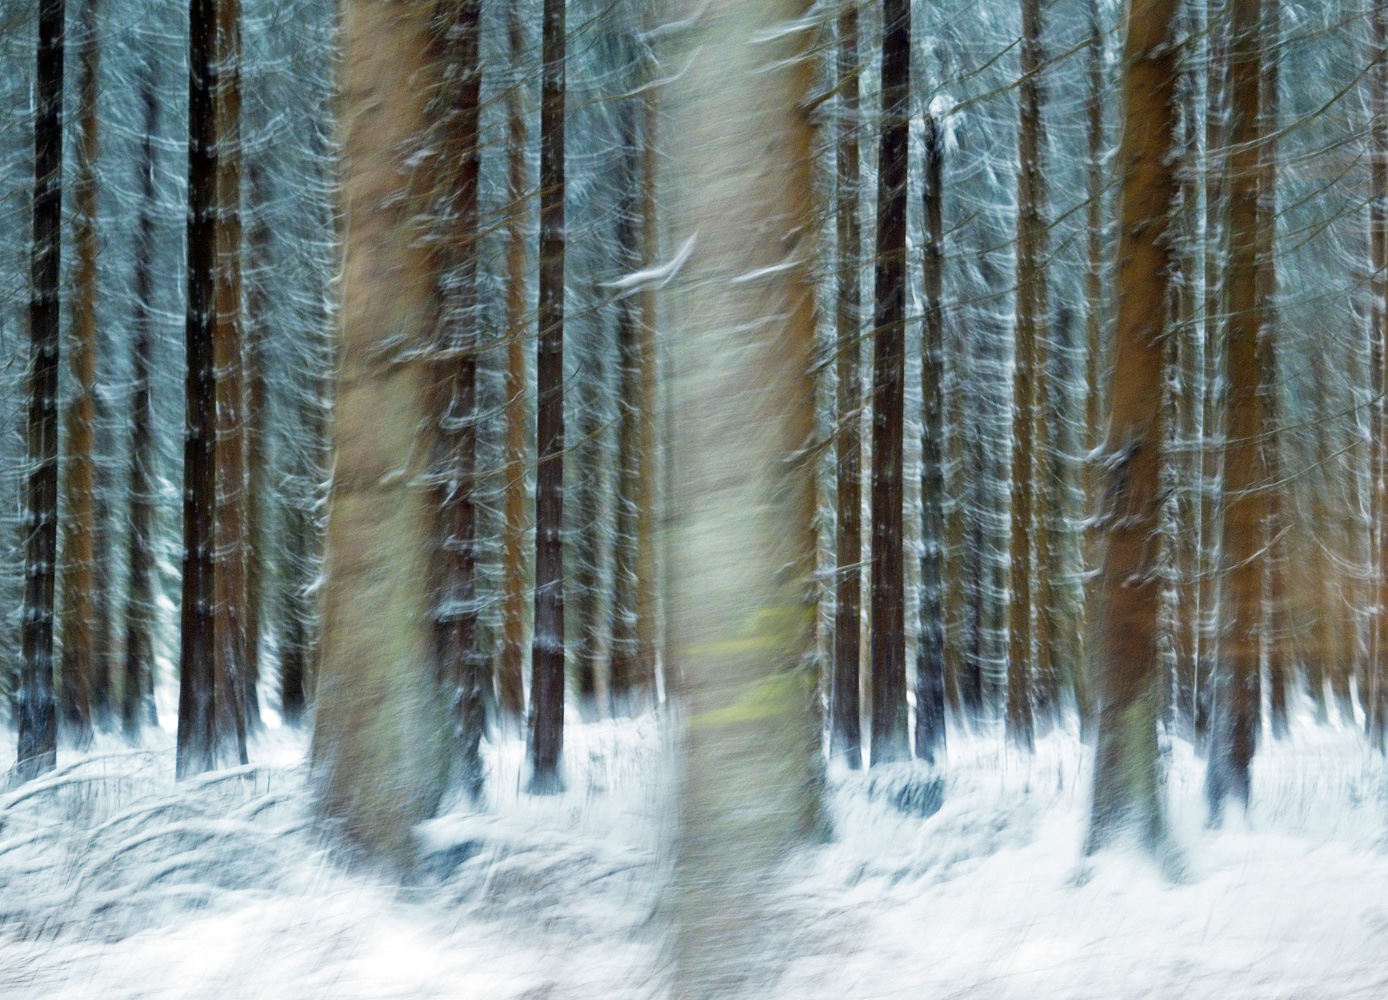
[4,698,1388,999]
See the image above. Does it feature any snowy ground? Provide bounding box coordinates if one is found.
[4,702,1388,999]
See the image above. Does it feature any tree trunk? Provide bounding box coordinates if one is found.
[178,0,248,778]
[831,2,862,768]
[432,0,486,798]
[869,0,910,767]
[498,0,531,721]
[123,70,160,740]
[916,114,946,764]
[635,60,660,698]
[310,0,450,863]
[1207,0,1266,821]
[1086,0,1180,853]
[60,0,101,746]
[1371,0,1388,749]
[528,0,567,793]
[244,160,271,732]
[664,1,823,991]
[17,0,66,783]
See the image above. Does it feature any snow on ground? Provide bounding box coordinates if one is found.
[3,702,1388,999]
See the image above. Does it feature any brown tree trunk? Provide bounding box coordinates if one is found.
[832,1,862,768]
[528,0,567,793]
[498,0,531,722]
[1010,0,1048,748]
[178,0,248,778]
[664,1,823,990]
[123,70,160,740]
[1086,0,1181,853]
[916,113,946,764]
[1371,0,1388,749]
[635,69,660,697]
[243,160,271,733]
[431,0,486,798]
[1207,0,1266,820]
[60,0,101,746]
[310,0,451,862]
[17,0,66,782]
[869,0,910,766]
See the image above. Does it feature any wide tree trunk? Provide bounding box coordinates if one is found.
[869,0,910,766]
[17,0,66,782]
[60,0,102,746]
[528,0,567,793]
[664,1,823,992]
[831,1,863,768]
[1086,0,1181,853]
[310,0,451,862]
[178,0,249,778]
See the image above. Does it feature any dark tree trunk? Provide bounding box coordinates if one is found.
[869,0,910,767]
[1086,0,1180,853]
[529,0,567,793]
[916,114,946,764]
[832,2,862,768]
[16,0,66,783]
[123,71,160,740]
[178,0,248,778]
[244,161,271,733]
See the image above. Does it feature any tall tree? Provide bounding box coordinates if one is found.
[59,0,102,744]
[832,0,863,768]
[529,0,567,792]
[1207,0,1266,819]
[1371,0,1388,749]
[869,0,910,766]
[1087,0,1181,853]
[310,0,451,861]
[17,0,66,781]
[243,161,271,732]
[178,0,249,777]
[1009,0,1048,748]
[498,0,530,721]
[664,1,823,991]
[123,71,161,740]
[916,113,946,764]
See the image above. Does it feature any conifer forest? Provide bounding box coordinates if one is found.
[8,0,1388,996]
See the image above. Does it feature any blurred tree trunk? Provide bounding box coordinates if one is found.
[1010,0,1047,748]
[17,0,66,783]
[869,0,910,766]
[178,0,249,778]
[432,0,486,798]
[916,114,946,764]
[528,0,567,793]
[1086,0,1180,853]
[1371,0,1388,749]
[310,0,450,862]
[60,0,102,746]
[243,160,271,733]
[123,71,160,740]
[664,1,823,992]
[635,51,660,699]
[832,1,863,768]
[1207,0,1266,820]
[498,0,531,722]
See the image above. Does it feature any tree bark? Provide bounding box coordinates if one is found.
[244,160,271,732]
[869,0,910,766]
[635,54,660,698]
[310,0,450,862]
[528,0,567,793]
[832,1,863,768]
[664,1,823,991]
[1371,0,1388,749]
[1086,0,1181,853]
[17,0,66,783]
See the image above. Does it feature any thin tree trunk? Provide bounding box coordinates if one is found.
[916,114,946,764]
[1371,0,1388,749]
[123,70,160,740]
[498,0,530,721]
[432,0,486,798]
[178,0,248,778]
[1086,0,1180,854]
[529,0,567,793]
[635,58,660,697]
[17,0,66,782]
[60,0,101,746]
[869,0,910,767]
[1207,0,1265,820]
[832,1,862,768]
[243,160,271,732]
[310,0,451,862]
[665,2,823,990]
